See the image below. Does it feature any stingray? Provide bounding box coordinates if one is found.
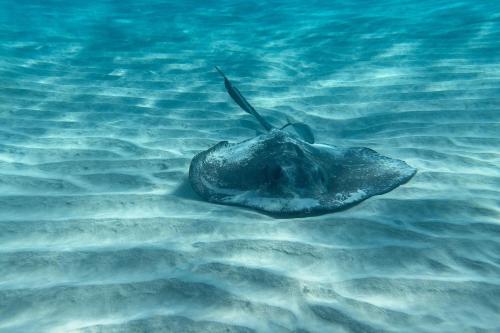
[189,67,416,217]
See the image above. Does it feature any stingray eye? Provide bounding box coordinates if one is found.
[266,165,283,182]
[314,166,326,186]
[271,165,283,180]
[319,171,325,184]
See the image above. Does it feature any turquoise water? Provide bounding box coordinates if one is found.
[1,1,500,332]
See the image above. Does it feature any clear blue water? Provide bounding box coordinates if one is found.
[1,1,499,332]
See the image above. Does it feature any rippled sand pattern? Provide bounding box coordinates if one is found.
[1,1,500,332]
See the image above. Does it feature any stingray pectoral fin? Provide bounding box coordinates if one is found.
[215,66,273,131]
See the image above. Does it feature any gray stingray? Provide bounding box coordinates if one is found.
[189,68,416,217]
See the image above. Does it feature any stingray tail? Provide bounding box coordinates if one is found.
[215,66,273,131]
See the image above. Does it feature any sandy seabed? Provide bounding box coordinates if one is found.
[1,1,499,332]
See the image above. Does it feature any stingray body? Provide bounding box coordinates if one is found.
[189,68,416,216]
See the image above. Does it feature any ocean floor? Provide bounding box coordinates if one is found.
[0,1,500,332]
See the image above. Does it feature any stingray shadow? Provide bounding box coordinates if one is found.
[171,178,205,202]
